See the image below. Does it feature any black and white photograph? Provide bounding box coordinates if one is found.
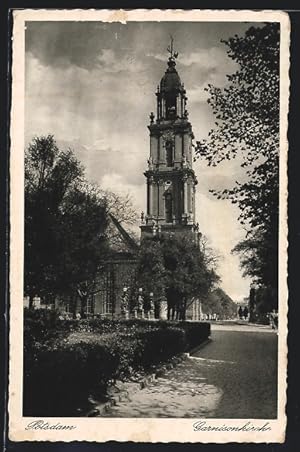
[9,9,289,443]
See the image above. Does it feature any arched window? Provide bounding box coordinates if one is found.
[166,141,173,167]
[166,95,176,119]
[165,193,173,223]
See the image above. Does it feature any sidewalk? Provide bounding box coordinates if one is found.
[100,323,277,418]
[210,321,276,333]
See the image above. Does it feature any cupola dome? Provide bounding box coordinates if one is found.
[160,58,182,93]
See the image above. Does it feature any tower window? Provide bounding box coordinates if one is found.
[166,141,174,167]
[166,95,176,119]
[165,193,173,223]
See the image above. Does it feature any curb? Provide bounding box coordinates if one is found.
[186,338,212,356]
[86,337,211,417]
[86,353,189,417]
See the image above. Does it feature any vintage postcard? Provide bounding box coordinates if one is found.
[9,9,289,443]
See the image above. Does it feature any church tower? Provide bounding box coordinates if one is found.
[140,39,200,241]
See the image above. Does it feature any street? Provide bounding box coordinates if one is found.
[102,322,278,418]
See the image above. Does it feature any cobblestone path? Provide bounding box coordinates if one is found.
[102,324,278,418]
[193,325,278,418]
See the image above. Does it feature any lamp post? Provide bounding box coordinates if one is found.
[158,291,168,320]
[137,287,144,319]
[121,287,129,320]
[149,292,154,319]
[249,282,257,322]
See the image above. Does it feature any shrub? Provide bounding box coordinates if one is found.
[179,321,211,350]
[24,313,211,416]
[137,327,186,368]
[24,338,119,416]
[24,308,69,345]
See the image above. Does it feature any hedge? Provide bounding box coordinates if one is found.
[24,309,210,344]
[24,310,210,416]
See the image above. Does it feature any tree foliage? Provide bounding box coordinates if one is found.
[136,238,167,299]
[203,288,237,319]
[136,233,219,319]
[195,24,279,307]
[25,135,109,303]
[73,183,139,253]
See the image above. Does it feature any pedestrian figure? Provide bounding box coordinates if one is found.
[238,306,243,319]
[269,310,278,329]
[243,306,249,320]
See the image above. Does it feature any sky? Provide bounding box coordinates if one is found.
[25,20,257,302]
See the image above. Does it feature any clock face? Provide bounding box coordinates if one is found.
[162,130,175,143]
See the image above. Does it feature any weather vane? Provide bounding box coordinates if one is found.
[167,35,178,59]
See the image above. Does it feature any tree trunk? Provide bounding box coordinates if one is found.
[80,295,87,318]
[171,307,175,320]
[71,294,77,318]
[167,306,171,320]
[182,298,187,321]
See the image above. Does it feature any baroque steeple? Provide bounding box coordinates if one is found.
[140,39,199,241]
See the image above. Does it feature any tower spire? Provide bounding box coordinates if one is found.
[167,35,178,61]
[141,44,198,242]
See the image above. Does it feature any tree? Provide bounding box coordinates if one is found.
[78,183,139,251]
[102,190,138,226]
[135,237,167,316]
[25,135,109,309]
[56,183,110,313]
[195,23,279,311]
[161,234,219,320]
[203,288,237,319]
[25,135,82,299]
[199,234,221,271]
[136,233,219,320]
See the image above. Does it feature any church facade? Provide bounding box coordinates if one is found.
[140,46,200,245]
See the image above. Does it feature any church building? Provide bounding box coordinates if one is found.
[55,42,203,321]
[140,41,202,321]
[140,40,200,244]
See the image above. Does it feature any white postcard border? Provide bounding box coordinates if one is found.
[9,9,290,443]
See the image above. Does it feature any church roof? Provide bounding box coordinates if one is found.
[160,58,182,93]
[108,213,139,253]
